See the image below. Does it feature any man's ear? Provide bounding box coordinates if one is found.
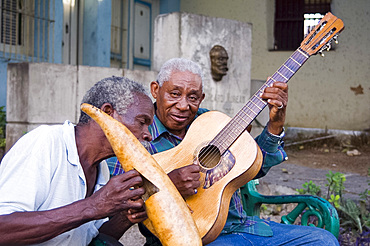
[100,103,114,117]
[150,81,160,99]
[200,93,205,103]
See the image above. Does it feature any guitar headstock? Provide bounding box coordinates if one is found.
[300,12,344,56]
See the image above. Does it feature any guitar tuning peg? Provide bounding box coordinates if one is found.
[333,35,339,44]
[326,43,331,51]
[319,50,325,57]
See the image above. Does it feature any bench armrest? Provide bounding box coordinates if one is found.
[240,180,340,238]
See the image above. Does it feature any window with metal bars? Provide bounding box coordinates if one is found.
[274,0,331,51]
[111,0,129,68]
[1,0,22,46]
[0,0,55,62]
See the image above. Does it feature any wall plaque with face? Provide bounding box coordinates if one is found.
[209,45,229,82]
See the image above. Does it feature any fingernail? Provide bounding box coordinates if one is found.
[267,99,271,103]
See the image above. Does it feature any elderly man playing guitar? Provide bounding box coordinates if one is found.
[107,58,338,245]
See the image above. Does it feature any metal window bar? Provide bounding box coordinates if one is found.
[304,13,324,37]
[0,0,55,62]
[274,0,331,51]
[111,0,128,68]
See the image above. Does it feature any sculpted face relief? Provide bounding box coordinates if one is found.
[210,45,229,82]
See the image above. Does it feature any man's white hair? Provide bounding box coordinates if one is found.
[156,58,204,87]
[79,76,148,124]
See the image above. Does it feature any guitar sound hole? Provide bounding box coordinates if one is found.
[198,145,221,169]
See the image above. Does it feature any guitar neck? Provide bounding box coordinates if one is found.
[211,48,310,154]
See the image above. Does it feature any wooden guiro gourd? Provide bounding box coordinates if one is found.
[81,103,201,246]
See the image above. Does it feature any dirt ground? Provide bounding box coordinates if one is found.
[284,143,370,176]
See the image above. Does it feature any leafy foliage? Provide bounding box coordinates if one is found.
[0,106,5,148]
[296,171,370,240]
[325,171,346,204]
[329,194,340,208]
[296,180,321,196]
[338,199,364,233]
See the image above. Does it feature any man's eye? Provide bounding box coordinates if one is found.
[171,92,180,97]
[189,96,199,102]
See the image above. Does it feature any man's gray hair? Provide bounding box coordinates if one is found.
[79,76,148,124]
[157,58,204,87]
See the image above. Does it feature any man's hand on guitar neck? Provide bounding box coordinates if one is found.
[260,81,288,135]
[168,164,201,197]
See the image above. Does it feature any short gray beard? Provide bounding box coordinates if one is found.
[140,141,150,150]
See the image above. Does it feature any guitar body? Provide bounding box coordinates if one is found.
[150,111,262,244]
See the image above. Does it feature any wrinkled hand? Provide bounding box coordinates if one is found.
[124,207,148,224]
[168,164,201,197]
[88,170,146,219]
[260,81,288,135]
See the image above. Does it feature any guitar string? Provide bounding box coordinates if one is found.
[193,88,268,168]
[195,88,281,168]
[194,55,299,170]
[193,99,265,169]
[194,50,308,172]
[198,50,311,174]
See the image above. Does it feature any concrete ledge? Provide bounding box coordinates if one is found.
[286,127,369,140]
[119,224,145,246]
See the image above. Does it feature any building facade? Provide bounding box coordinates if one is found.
[1,0,369,132]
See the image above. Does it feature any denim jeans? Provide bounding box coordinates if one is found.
[206,221,339,246]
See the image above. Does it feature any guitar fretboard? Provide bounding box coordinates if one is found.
[211,48,310,154]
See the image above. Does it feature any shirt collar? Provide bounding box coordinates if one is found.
[63,120,79,166]
[149,113,173,141]
[150,103,209,141]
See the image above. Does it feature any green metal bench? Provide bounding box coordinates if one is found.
[240,179,340,238]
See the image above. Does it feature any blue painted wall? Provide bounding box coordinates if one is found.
[0,0,177,109]
[82,0,112,67]
[160,0,180,14]
[0,59,13,109]
[0,0,63,110]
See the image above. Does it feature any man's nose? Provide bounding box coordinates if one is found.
[143,128,152,142]
[176,96,190,110]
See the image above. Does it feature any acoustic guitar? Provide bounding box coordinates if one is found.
[149,12,344,244]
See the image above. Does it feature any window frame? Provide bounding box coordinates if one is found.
[273,0,331,51]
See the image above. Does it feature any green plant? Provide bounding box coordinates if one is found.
[296,171,370,236]
[329,194,340,208]
[296,180,321,196]
[260,204,268,212]
[338,199,370,234]
[0,106,5,148]
[0,128,5,148]
[359,189,370,202]
[325,171,346,202]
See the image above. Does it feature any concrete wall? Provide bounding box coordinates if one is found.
[5,63,156,151]
[181,0,370,131]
